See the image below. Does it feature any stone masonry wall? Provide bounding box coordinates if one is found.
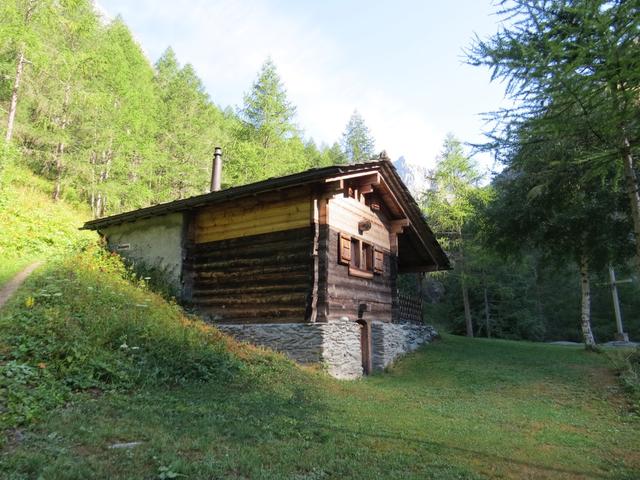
[371,321,438,371]
[320,321,362,379]
[217,322,363,379]
[215,324,323,364]
[216,320,437,380]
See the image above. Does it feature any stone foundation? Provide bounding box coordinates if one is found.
[371,321,438,371]
[216,320,437,379]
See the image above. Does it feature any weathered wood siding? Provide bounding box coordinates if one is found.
[194,187,311,244]
[183,187,314,323]
[326,195,391,250]
[186,227,314,323]
[317,193,397,322]
[320,226,397,322]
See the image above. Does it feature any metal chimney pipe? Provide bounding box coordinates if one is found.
[211,147,222,192]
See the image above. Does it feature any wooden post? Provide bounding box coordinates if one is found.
[608,265,629,342]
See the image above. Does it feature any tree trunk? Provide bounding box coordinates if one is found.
[4,2,36,143]
[579,254,597,350]
[532,259,545,326]
[483,286,491,339]
[5,50,26,143]
[52,83,71,201]
[459,249,473,337]
[621,136,640,273]
[52,140,65,201]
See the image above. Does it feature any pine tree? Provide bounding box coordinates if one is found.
[341,110,375,164]
[483,114,634,349]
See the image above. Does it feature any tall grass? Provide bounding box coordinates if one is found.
[0,244,256,434]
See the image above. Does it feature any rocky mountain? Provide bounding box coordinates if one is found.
[392,156,430,196]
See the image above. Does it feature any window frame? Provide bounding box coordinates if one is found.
[339,233,383,278]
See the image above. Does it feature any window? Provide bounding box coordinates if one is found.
[339,233,383,278]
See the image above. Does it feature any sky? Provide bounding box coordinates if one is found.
[97,0,510,172]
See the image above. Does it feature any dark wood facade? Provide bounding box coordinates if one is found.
[84,158,450,325]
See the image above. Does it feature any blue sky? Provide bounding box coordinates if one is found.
[97,0,510,172]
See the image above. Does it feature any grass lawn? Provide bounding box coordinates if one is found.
[3,333,638,479]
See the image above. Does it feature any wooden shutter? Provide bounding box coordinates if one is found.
[373,248,384,274]
[339,233,351,264]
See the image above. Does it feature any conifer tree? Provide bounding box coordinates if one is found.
[469,0,640,271]
[240,57,297,149]
[422,135,485,337]
[341,110,375,164]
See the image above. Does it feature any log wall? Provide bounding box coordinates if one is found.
[185,227,314,323]
[319,225,398,322]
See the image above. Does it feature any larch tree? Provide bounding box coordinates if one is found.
[483,116,634,349]
[0,0,46,143]
[468,0,640,272]
[154,48,226,200]
[341,110,375,164]
[240,57,297,150]
[422,135,486,337]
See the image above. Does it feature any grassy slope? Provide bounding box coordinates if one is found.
[0,163,94,287]
[1,164,639,479]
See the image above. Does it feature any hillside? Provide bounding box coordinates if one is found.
[0,160,94,286]
[1,170,639,479]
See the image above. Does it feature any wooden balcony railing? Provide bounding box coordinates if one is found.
[398,292,423,323]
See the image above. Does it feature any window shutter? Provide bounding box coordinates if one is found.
[339,233,351,264]
[373,248,384,274]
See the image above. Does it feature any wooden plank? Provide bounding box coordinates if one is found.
[196,218,310,243]
[193,284,309,297]
[197,201,308,229]
[197,306,307,319]
[194,293,308,306]
[193,251,310,271]
[194,188,312,244]
[194,264,309,280]
[328,196,391,249]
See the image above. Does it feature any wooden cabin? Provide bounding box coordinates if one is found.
[83,155,449,378]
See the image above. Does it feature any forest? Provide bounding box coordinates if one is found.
[1,0,639,347]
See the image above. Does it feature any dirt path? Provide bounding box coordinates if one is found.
[0,261,43,308]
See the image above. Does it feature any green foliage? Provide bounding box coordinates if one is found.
[3,336,639,478]
[1,7,346,218]
[422,135,485,250]
[240,57,297,148]
[0,162,94,285]
[0,244,245,432]
[341,110,375,164]
[468,0,640,273]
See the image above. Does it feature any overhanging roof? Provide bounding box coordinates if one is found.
[82,158,450,271]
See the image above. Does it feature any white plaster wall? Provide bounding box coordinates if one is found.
[102,213,184,293]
